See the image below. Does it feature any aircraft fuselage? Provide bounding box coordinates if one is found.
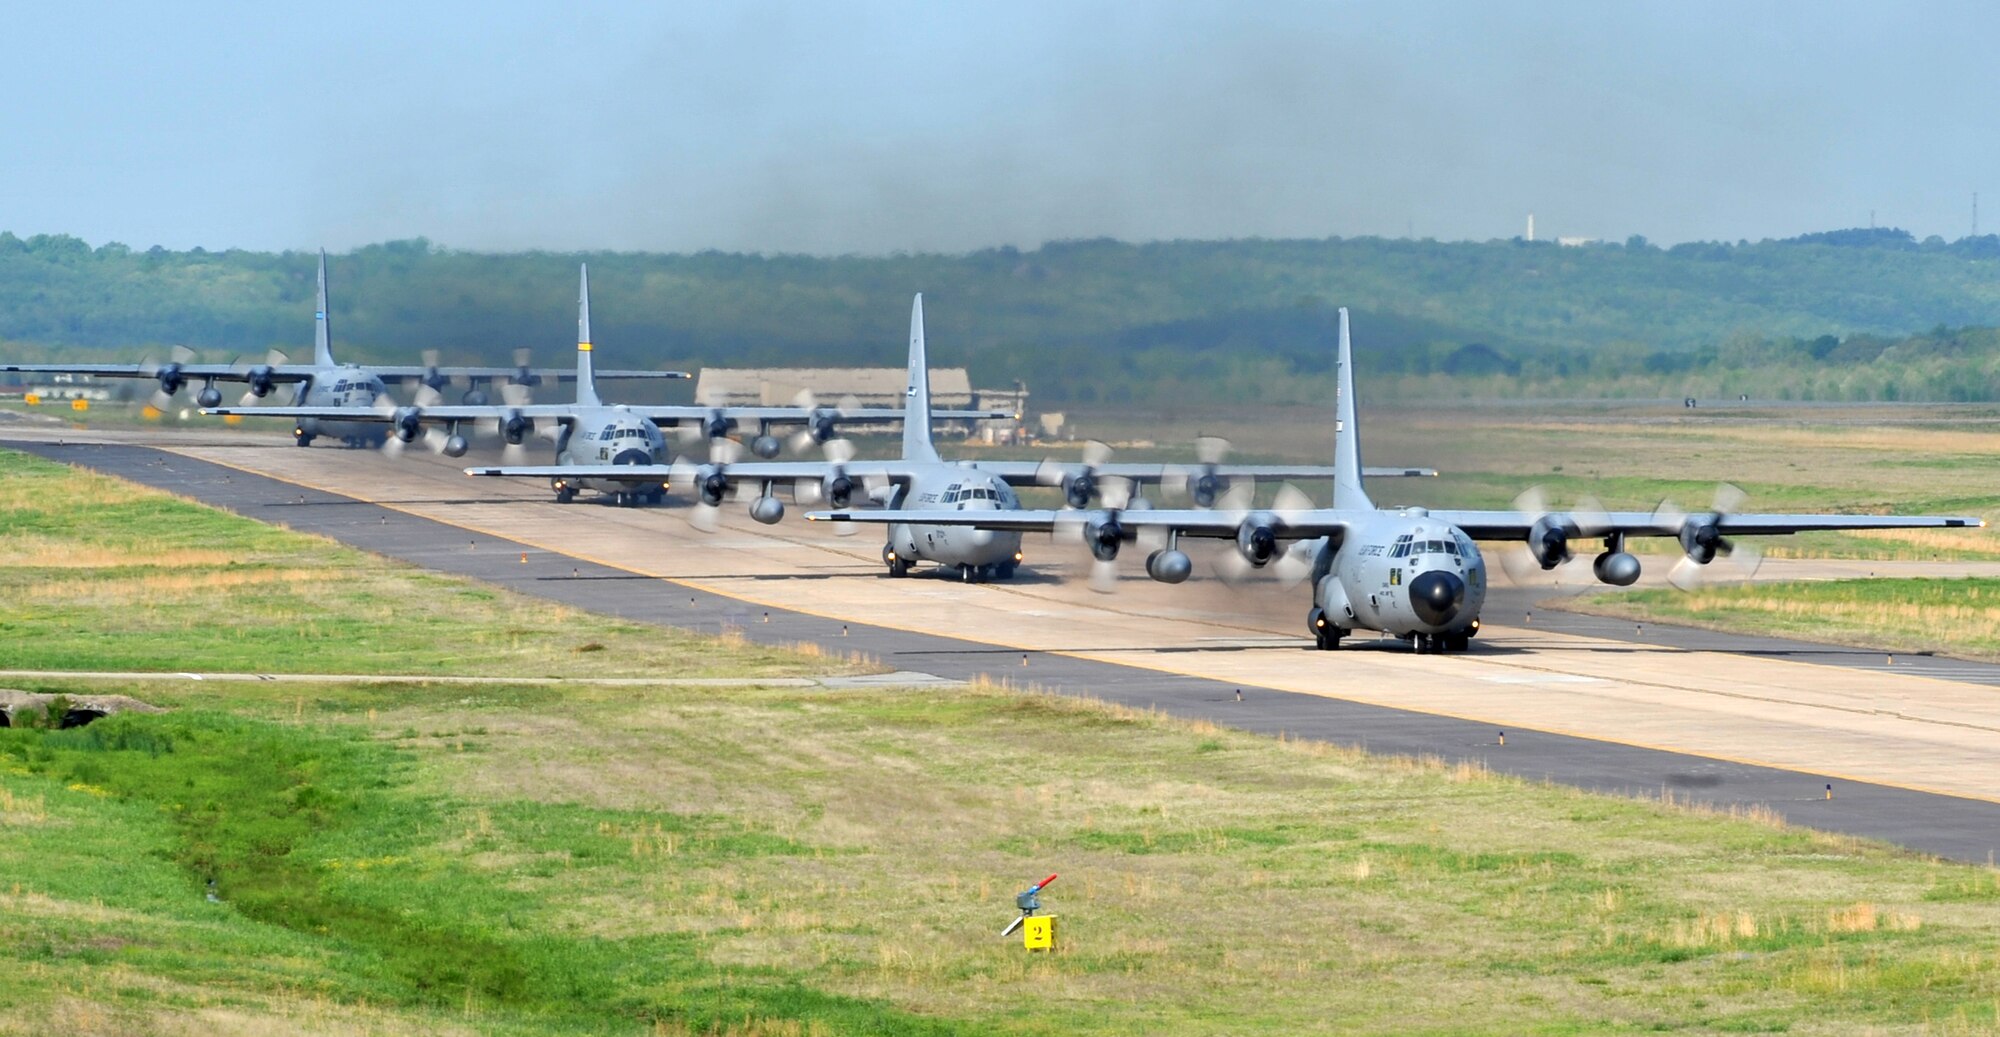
[1308,508,1489,649]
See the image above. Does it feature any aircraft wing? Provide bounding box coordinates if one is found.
[465,460,912,485]
[202,404,585,421]
[2,363,314,383]
[964,461,1435,483]
[805,506,1358,540]
[634,406,1010,425]
[370,366,690,381]
[1425,509,1985,541]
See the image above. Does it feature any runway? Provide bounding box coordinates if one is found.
[10,427,2000,863]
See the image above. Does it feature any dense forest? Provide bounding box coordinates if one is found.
[4,229,2000,402]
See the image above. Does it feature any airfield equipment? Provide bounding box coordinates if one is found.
[1001,873,1058,941]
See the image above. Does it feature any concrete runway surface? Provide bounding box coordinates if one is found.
[9,426,2000,862]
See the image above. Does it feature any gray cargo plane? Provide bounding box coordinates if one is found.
[212,268,1007,506]
[467,295,1437,580]
[3,252,687,447]
[808,308,1984,647]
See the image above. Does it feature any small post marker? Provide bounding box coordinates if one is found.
[1498,731,1506,746]
[1002,874,1058,951]
[689,596,696,607]
[1636,624,1643,635]
[1887,655,1894,666]
[1525,612,1532,625]
[762,611,770,623]
[840,624,848,636]
[1021,653,1029,666]
[1826,783,1834,801]
[1235,688,1243,702]
[572,567,579,577]
[520,553,528,564]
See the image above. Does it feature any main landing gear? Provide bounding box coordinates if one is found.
[293,427,316,447]
[884,544,910,578]
[1411,632,1473,654]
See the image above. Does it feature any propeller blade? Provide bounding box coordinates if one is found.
[1087,558,1120,594]
[1274,540,1316,587]
[1713,482,1748,515]
[1213,548,1258,588]
[688,502,722,533]
[1215,481,1255,515]
[513,347,533,368]
[1272,482,1314,524]
[709,438,742,465]
[500,382,533,407]
[1100,475,1135,510]
[266,348,290,367]
[170,344,195,365]
[1082,439,1113,467]
[794,478,824,505]
[414,384,444,407]
[1667,555,1706,592]
[501,440,530,465]
[422,348,441,368]
[1195,435,1230,466]
[822,438,856,464]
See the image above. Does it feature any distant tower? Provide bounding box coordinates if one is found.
[1527,213,1535,242]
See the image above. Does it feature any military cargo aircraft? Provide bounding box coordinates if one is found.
[3,251,687,446]
[467,295,1437,580]
[807,309,1984,647]
[211,267,1007,505]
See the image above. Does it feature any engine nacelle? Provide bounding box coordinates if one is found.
[1187,470,1227,508]
[421,367,449,392]
[1235,519,1280,567]
[823,470,855,508]
[156,363,186,397]
[462,388,490,406]
[246,365,277,398]
[391,407,423,443]
[510,367,542,388]
[442,434,470,459]
[1064,472,1096,509]
[1679,520,1724,565]
[1145,549,1192,584]
[196,385,223,409]
[702,412,735,441]
[1527,515,1572,570]
[1083,512,1123,562]
[502,411,533,445]
[1592,550,1641,586]
[750,434,781,459]
[696,465,731,507]
[807,408,839,444]
[749,496,785,524]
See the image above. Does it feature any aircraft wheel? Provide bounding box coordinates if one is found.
[1314,625,1343,651]
[555,487,577,504]
[646,490,666,505]
[995,563,1017,580]
[960,565,975,583]
[1413,634,1432,654]
[888,559,911,578]
[1445,633,1471,653]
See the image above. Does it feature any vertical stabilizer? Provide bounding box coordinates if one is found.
[1332,308,1373,510]
[574,264,601,406]
[901,294,940,462]
[313,250,336,367]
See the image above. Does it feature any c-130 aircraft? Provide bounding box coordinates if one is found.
[809,309,1984,649]
[467,295,1438,580]
[3,251,688,447]
[212,267,1007,505]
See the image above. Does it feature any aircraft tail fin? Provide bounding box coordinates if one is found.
[574,264,601,406]
[313,250,336,367]
[1332,307,1373,510]
[901,294,940,462]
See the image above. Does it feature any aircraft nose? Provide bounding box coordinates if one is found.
[1408,570,1465,627]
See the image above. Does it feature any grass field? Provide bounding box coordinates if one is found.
[8,679,2000,1035]
[1573,576,2000,663]
[0,448,870,678]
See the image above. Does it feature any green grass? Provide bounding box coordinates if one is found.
[1572,577,2000,662]
[0,447,871,678]
[5,681,2000,1035]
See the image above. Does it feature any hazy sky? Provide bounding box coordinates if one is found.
[3,1,1994,254]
